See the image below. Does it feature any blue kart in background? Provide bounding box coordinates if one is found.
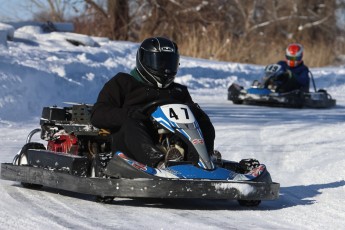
[228,64,336,108]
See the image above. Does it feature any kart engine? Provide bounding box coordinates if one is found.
[47,132,78,154]
[39,105,110,158]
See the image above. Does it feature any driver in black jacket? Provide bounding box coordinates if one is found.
[91,37,215,167]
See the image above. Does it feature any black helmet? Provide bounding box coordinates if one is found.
[136,37,179,88]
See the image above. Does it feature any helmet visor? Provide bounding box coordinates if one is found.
[286,55,302,61]
[142,52,179,76]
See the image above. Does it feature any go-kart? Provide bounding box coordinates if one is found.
[228,64,336,108]
[1,101,279,206]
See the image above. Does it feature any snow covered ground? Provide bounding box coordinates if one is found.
[0,23,345,230]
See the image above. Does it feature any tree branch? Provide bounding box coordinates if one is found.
[84,0,108,18]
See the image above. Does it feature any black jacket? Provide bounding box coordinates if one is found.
[91,72,198,131]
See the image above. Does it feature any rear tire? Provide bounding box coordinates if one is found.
[14,142,45,189]
[228,84,243,104]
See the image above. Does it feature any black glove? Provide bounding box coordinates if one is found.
[277,70,294,81]
[127,107,148,120]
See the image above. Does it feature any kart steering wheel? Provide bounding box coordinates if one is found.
[140,99,182,115]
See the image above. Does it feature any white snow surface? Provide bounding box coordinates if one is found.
[0,25,345,230]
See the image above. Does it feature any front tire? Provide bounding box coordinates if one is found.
[95,196,114,203]
[232,99,243,105]
[238,200,261,207]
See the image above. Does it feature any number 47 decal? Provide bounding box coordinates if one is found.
[169,107,189,120]
[161,104,196,123]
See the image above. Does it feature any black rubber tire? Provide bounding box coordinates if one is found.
[95,196,115,204]
[232,99,243,105]
[16,142,45,189]
[238,200,261,207]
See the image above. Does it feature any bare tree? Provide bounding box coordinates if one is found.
[24,0,345,66]
[82,0,129,40]
[30,0,69,21]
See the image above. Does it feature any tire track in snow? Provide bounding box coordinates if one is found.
[3,184,111,229]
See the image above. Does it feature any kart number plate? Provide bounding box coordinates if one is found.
[160,104,196,123]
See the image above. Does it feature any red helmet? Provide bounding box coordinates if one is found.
[285,43,303,68]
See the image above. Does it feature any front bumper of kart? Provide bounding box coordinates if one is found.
[1,163,279,200]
